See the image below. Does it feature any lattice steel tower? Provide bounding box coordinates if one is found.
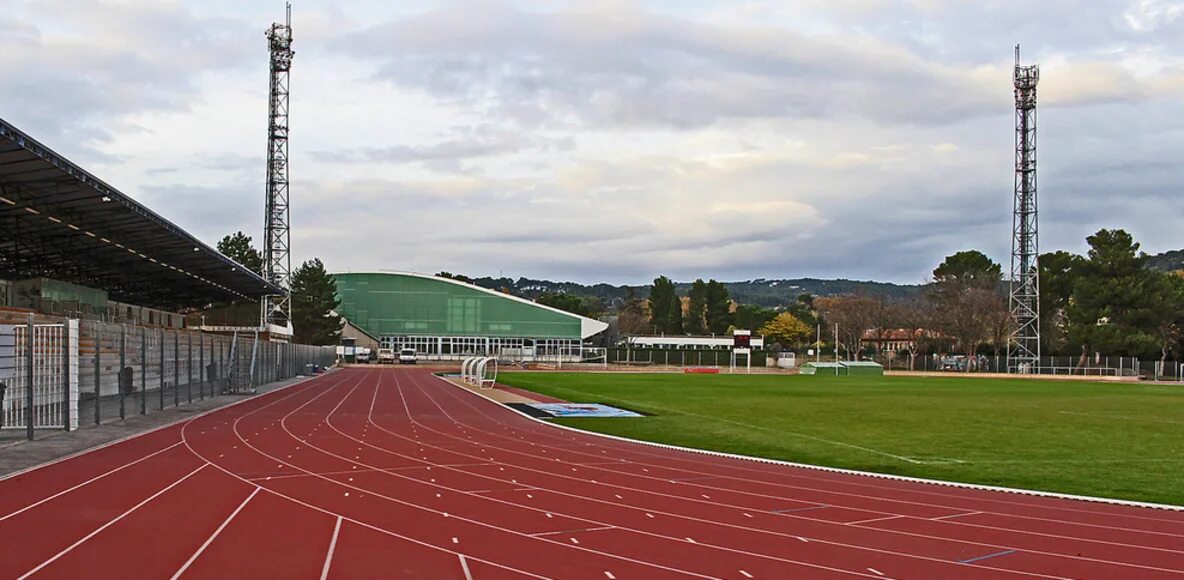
[1008,45,1040,372]
[262,4,293,331]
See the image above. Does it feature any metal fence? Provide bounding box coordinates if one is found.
[1,320,78,437]
[0,317,335,439]
[869,353,1184,380]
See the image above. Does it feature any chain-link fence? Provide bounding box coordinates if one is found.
[1,317,335,439]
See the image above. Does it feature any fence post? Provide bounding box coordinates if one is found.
[63,320,71,431]
[119,325,126,420]
[200,332,206,396]
[94,323,101,425]
[159,328,165,411]
[176,332,184,403]
[187,332,194,398]
[25,314,35,440]
[139,327,146,415]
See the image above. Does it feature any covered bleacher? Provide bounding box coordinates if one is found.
[0,116,279,309]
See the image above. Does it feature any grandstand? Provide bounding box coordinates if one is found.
[0,117,332,437]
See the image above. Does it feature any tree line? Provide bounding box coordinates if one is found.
[534,228,1184,367]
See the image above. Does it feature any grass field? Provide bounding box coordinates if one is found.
[497,372,1184,506]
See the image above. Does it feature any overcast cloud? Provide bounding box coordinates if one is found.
[1,0,1182,285]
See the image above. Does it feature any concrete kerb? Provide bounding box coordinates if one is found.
[0,368,340,481]
[431,372,1184,513]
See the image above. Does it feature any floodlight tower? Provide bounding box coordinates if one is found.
[262,3,294,333]
[1008,45,1040,372]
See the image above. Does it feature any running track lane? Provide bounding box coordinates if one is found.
[0,369,1182,579]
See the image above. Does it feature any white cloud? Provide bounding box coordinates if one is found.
[1,0,1182,286]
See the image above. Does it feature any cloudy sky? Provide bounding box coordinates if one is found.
[2,1,1182,285]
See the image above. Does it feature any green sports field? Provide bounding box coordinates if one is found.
[497,372,1184,506]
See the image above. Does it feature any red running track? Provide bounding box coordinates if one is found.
[2,367,1184,579]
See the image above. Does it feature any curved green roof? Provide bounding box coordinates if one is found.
[332,272,607,340]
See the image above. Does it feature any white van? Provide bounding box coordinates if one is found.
[398,348,417,365]
[376,348,395,364]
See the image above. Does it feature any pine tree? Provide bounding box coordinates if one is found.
[705,280,733,334]
[290,258,342,345]
[647,276,677,334]
[216,231,263,275]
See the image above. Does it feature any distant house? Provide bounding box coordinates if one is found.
[861,328,944,354]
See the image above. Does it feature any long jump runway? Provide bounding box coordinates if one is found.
[2,368,1183,579]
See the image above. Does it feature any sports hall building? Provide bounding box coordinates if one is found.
[333,272,607,361]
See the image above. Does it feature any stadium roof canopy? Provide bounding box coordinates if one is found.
[0,117,280,309]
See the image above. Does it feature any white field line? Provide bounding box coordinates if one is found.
[0,442,183,522]
[430,372,1184,546]
[178,372,552,580]
[320,516,343,580]
[433,373,1184,513]
[381,372,1065,578]
[172,487,260,580]
[422,372,1184,572]
[20,464,207,580]
[459,554,474,580]
[0,369,338,484]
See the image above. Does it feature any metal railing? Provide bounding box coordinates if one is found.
[1,316,337,439]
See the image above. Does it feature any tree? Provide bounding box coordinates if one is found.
[929,250,1006,362]
[290,258,342,345]
[759,313,813,350]
[217,231,263,276]
[933,250,1002,287]
[1038,250,1083,355]
[617,288,650,337]
[684,279,708,334]
[704,280,732,334]
[734,304,777,332]
[648,276,681,334]
[539,294,596,317]
[1066,229,1181,360]
[436,271,474,284]
[815,294,879,359]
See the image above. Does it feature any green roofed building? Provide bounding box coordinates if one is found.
[332,272,608,361]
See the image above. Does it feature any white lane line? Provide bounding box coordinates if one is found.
[459,554,474,580]
[933,511,982,521]
[172,487,260,580]
[868,567,885,576]
[740,571,753,578]
[846,515,907,526]
[437,373,1184,527]
[320,516,343,580]
[530,525,615,537]
[21,464,207,580]
[0,442,184,522]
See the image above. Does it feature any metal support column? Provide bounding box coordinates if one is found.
[188,333,194,399]
[63,320,71,430]
[25,315,34,441]
[139,327,146,415]
[159,329,166,410]
[199,332,206,398]
[119,325,126,420]
[94,323,101,425]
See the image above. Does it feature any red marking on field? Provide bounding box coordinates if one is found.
[2,367,1183,578]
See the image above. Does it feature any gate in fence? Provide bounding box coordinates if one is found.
[0,319,79,436]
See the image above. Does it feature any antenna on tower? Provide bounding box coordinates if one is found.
[262,3,294,335]
[1008,45,1040,372]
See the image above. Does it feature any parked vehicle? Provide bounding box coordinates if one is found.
[376,348,395,364]
[398,348,418,365]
